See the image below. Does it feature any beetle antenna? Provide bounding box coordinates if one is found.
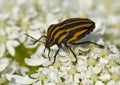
[24,33,47,45]
[24,33,36,40]
[33,35,47,45]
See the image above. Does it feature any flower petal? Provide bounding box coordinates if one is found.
[25,56,50,66]
[0,58,9,72]
[6,74,37,84]
[9,40,20,47]
[0,43,6,57]
[6,41,15,56]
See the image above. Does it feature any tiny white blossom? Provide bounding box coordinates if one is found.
[107,80,115,85]
[25,56,50,66]
[95,81,105,85]
[25,45,51,66]
[0,58,9,72]
[0,27,20,57]
[6,74,37,84]
[110,66,120,74]
[47,67,60,83]
[82,79,94,85]
[99,73,111,81]
[30,67,60,85]
[0,13,9,21]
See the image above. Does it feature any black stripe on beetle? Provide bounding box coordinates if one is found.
[25,18,104,65]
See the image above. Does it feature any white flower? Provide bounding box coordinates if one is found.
[107,80,116,85]
[47,67,60,83]
[0,60,27,84]
[99,73,111,81]
[82,79,94,85]
[95,81,105,85]
[0,13,9,21]
[6,74,37,84]
[30,67,61,85]
[0,58,10,72]
[0,27,20,57]
[25,45,51,66]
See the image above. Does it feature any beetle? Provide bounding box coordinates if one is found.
[25,18,104,65]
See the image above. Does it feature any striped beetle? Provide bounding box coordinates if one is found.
[25,18,104,65]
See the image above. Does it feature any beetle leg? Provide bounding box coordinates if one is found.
[48,48,51,60]
[71,41,104,48]
[52,45,61,65]
[65,44,77,63]
[44,47,46,53]
[44,47,51,60]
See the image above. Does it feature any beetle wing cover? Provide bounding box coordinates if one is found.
[46,18,95,47]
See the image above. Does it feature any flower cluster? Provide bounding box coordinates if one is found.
[0,0,120,85]
[6,41,120,85]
